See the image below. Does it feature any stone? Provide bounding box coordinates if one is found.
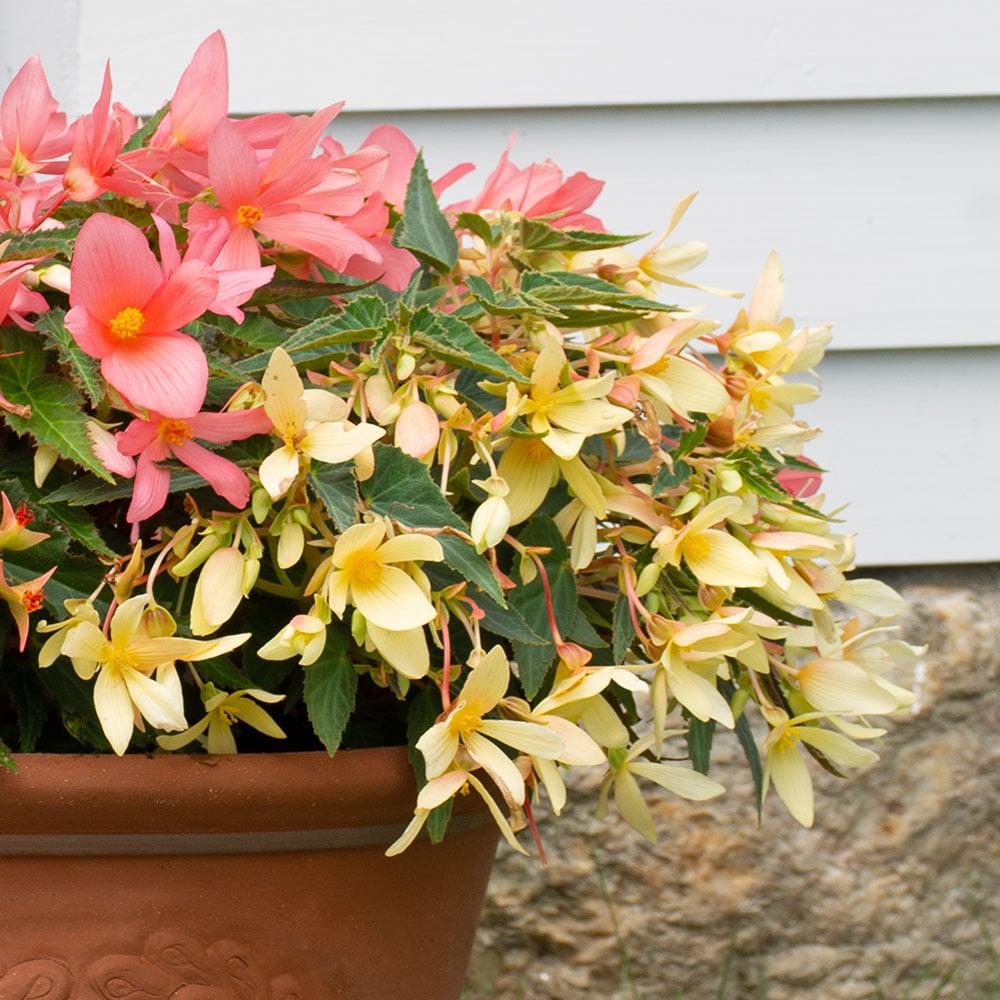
[466,565,1000,998]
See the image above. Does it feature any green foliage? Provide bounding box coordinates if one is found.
[392,151,458,272]
[0,327,113,481]
[363,444,504,605]
[303,632,358,755]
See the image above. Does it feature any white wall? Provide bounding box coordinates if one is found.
[2,1,998,565]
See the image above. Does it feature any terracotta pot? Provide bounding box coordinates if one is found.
[0,748,499,1000]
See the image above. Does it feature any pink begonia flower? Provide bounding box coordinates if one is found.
[115,406,273,523]
[0,55,72,179]
[318,125,471,290]
[776,457,823,499]
[153,215,273,324]
[186,113,378,273]
[0,175,65,232]
[0,259,48,330]
[64,62,135,202]
[107,31,226,216]
[150,30,228,155]
[64,214,218,417]
[447,139,605,231]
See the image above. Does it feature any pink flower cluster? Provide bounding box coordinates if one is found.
[1,31,605,526]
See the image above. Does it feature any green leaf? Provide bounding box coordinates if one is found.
[407,306,525,382]
[244,277,377,308]
[0,220,81,261]
[720,677,764,820]
[0,327,112,481]
[362,445,504,605]
[685,711,716,775]
[612,593,637,665]
[42,469,205,507]
[519,217,648,252]
[676,423,708,457]
[28,491,120,561]
[190,656,257,695]
[455,212,498,246]
[472,589,547,646]
[303,633,358,755]
[122,103,170,152]
[521,271,674,314]
[33,309,106,409]
[1,537,106,614]
[653,458,691,495]
[232,296,394,376]
[309,464,360,533]
[508,517,577,698]
[463,273,562,318]
[0,737,15,773]
[211,311,289,355]
[454,368,506,416]
[392,151,458,272]
[1,651,47,752]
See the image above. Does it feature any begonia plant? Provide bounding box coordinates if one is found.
[0,32,917,854]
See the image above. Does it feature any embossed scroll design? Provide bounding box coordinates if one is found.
[0,929,308,999]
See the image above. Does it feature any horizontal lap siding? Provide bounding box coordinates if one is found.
[2,2,997,564]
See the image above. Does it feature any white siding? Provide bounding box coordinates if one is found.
[3,0,999,115]
[1,2,997,565]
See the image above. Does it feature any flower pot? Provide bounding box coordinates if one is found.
[0,748,499,1000]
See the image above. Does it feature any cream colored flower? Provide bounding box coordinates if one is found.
[416,646,563,807]
[61,595,250,755]
[156,681,285,754]
[518,336,631,460]
[319,519,443,631]
[597,734,726,843]
[257,613,328,666]
[761,706,879,827]
[648,495,768,589]
[259,347,385,499]
[648,614,756,735]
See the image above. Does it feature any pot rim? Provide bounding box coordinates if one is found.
[0,746,434,839]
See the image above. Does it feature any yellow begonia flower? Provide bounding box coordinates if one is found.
[319,520,443,632]
[629,326,729,421]
[259,346,385,500]
[798,656,916,716]
[363,621,430,679]
[60,595,251,755]
[761,707,879,828]
[520,337,631,461]
[37,598,101,668]
[500,675,609,814]
[416,646,563,808]
[597,733,726,843]
[385,766,525,858]
[649,614,757,735]
[190,545,259,636]
[156,681,285,755]
[649,495,768,589]
[257,613,328,666]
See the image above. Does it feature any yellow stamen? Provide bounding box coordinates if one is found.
[236,204,263,228]
[342,550,383,586]
[640,355,671,376]
[161,419,194,447]
[682,533,710,562]
[109,306,145,340]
